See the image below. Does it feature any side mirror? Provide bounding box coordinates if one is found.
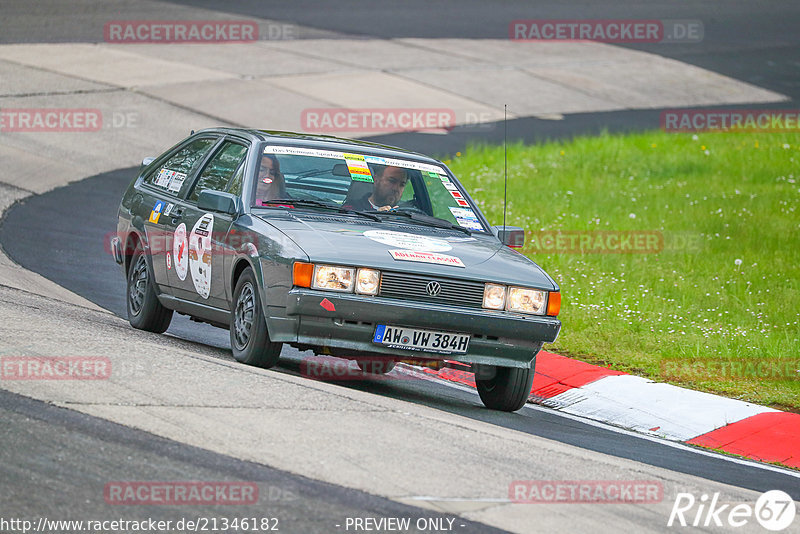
[197,190,241,216]
[493,225,525,249]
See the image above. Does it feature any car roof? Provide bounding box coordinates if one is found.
[194,127,444,166]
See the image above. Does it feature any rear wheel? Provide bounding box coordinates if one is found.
[356,359,396,374]
[231,267,282,368]
[474,356,536,412]
[127,245,173,333]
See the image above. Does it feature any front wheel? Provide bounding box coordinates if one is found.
[127,245,173,333]
[230,267,282,368]
[474,357,536,412]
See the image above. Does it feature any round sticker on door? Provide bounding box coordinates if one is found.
[173,223,189,281]
[363,230,451,252]
[189,213,214,299]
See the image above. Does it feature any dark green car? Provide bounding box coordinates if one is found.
[113,128,561,411]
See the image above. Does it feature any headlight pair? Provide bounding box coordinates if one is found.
[483,284,559,316]
[294,262,380,296]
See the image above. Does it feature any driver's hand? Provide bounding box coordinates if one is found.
[376,205,397,211]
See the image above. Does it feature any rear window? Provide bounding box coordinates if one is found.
[143,137,216,195]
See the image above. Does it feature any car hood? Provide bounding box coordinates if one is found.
[255,212,557,290]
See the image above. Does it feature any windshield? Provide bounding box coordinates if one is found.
[252,145,487,232]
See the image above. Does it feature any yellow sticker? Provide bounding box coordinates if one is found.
[149,200,165,224]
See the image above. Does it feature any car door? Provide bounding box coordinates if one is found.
[138,135,219,291]
[169,138,249,311]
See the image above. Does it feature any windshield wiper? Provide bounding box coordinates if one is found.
[259,199,381,221]
[368,209,472,235]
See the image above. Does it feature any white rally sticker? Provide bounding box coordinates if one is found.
[262,146,448,175]
[448,206,483,230]
[173,223,189,281]
[163,203,174,217]
[389,249,465,268]
[364,230,451,252]
[189,214,214,299]
[167,172,187,193]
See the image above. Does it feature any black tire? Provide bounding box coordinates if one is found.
[474,356,537,412]
[230,267,282,368]
[356,359,396,374]
[127,245,173,333]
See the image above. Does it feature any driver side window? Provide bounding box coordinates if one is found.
[188,141,248,202]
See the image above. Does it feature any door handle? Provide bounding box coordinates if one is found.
[171,208,184,222]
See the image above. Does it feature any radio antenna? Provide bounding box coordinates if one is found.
[502,104,508,236]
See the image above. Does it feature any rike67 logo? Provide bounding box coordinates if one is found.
[668,490,796,531]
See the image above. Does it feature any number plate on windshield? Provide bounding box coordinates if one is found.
[373,325,470,354]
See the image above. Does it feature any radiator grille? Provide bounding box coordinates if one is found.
[379,271,484,308]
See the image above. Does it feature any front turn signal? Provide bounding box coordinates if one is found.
[293,261,313,288]
[547,291,561,316]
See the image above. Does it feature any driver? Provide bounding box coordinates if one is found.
[255,154,287,206]
[344,165,408,211]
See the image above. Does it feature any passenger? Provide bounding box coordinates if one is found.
[255,154,287,205]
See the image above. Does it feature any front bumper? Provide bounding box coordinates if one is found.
[284,289,561,368]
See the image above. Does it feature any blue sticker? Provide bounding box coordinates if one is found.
[373,325,386,343]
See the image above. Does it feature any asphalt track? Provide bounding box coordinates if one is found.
[0,389,505,533]
[1,167,798,502]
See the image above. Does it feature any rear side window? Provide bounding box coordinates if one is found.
[189,141,249,202]
[144,137,217,195]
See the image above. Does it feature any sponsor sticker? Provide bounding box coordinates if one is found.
[189,214,214,298]
[163,202,174,217]
[448,207,483,231]
[363,230,452,252]
[173,223,189,281]
[455,198,470,207]
[149,200,165,224]
[166,252,172,270]
[389,249,465,268]
[343,152,374,183]
[167,171,187,193]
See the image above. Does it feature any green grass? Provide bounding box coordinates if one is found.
[446,131,800,411]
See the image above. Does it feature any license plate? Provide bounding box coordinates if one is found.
[373,325,470,355]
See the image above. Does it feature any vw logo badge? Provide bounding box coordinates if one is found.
[426,281,441,297]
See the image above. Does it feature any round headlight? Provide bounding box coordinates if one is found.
[483,283,506,310]
[355,268,380,295]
